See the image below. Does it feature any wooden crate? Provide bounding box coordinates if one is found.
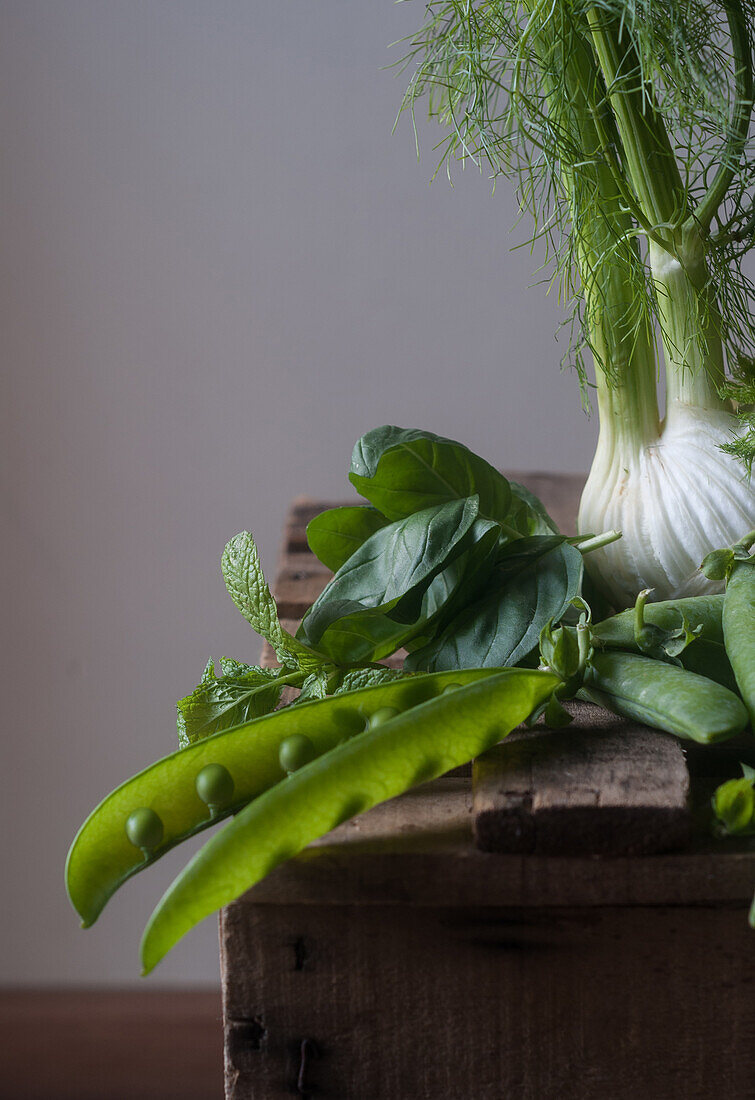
[221,476,755,1100]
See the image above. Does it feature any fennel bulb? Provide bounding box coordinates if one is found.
[578,404,755,605]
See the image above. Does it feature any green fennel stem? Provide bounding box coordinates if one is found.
[527,1,659,455]
[584,7,741,412]
[398,0,755,469]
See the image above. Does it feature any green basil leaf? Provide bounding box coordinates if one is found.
[297,497,481,664]
[349,425,511,522]
[507,481,560,535]
[176,662,284,748]
[394,516,501,641]
[306,506,389,572]
[407,539,583,670]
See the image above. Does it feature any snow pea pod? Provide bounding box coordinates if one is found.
[66,668,501,928]
[139,668,557,973]
[593,595,737,690]
[723,558,755,728]
[593,595,725,646]
[580,651,748,744]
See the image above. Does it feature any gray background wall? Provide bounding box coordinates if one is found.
[2,1,597,986]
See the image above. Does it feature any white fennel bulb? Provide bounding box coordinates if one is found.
[579,404,755,606]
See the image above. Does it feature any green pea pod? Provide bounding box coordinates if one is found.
[593,596,725,646]
[66,668,502,928]
[593,595,737,690]
[673,639,740,694]
[139,668,558,973]
[580,651,749,744]
[723,558,755,728]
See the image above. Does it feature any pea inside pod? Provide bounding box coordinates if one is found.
[195,764,235,815]
[279,735,317,775]
[125,808,164,855]
[66,668,503,928]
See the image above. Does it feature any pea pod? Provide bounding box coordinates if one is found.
[139,668,557,973]
[593,595,737,691]
[580,651,748,744]
[723,556,755,728]
[66,668,503,928]
[593,595,725,647]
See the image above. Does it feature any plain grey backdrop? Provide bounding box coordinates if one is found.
[3,0,599,986]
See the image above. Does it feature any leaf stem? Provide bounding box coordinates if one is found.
[584,9,729,413]
[692,0,755,232]
[575,529,622,554]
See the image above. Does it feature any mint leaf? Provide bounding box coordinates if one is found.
[221,532,290,661]
[176,661,285,748]
[218,657,264,676]
[293,669,331,705]
[334,667,407,693]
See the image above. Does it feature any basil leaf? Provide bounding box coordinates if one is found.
[507,481,560,535]
[297,497,481,664]
[349,425,511,523]
[406,539,583,670]
[394,516,501,640]
[307,506,389,572]
[176,661,284,748]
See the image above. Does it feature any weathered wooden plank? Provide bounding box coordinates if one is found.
[221,900,755,1100]
[473,702,692,855]
[236,779,755,909]
[273,566,331,619]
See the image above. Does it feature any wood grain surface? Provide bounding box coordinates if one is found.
[222,901,755,1100]
[473,701,692,855]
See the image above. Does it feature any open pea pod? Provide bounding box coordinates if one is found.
[66,669,505,928]
[140,668,558,973]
